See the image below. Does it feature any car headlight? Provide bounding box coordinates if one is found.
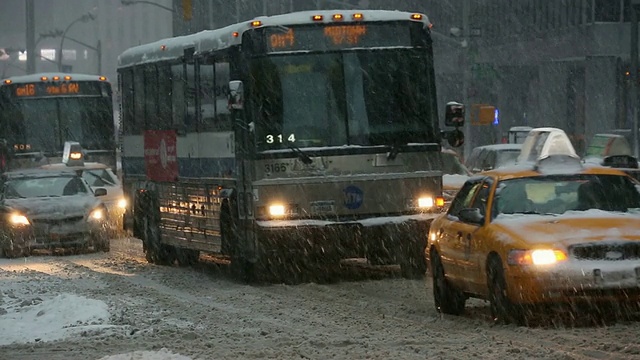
[88,208,105,221]
[117,198,127,209]
[9,213,30,226]
[507,249,568,266]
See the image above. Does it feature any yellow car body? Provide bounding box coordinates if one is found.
[427,160,640,322]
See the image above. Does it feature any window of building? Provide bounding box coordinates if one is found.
[40,49,55,61]
[594,0,621,22]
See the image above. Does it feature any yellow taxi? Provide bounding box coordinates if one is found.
[426,127,640,324]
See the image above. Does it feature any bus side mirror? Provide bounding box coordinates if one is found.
[228,80,244,110]
[446,129,464,148]
[445,101,465,127]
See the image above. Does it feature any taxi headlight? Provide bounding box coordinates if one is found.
[9,213,30,226]
[88,208,105,221]
[117,198,127,209]
[508,249,568,266]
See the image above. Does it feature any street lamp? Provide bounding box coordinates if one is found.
[57,12,97,72]
[120,0,175,13]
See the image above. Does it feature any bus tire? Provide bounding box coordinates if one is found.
[141,200,176,266]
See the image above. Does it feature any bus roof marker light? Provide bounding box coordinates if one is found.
[312,15,323,21]
[99,76,107,81]
[251,20,262,27]
[352,13,364,20]
[232,31,239,37]
[53,76,60,81]
[332,14,344,21]
[410,13,423,21]
[40,76,48,81]
[3,79,12,85]
[63,75,72,81]
[160,45,167,51]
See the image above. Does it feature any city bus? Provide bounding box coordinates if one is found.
[0,73,116,171]
[117,10,464,282]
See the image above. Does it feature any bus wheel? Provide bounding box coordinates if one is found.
[3,237,30,258]
[398,236,427,279]
[142,212,175,266]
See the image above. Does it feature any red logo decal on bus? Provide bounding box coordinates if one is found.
[144,130,178,181]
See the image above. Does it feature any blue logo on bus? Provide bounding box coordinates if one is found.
[343,185,363,210]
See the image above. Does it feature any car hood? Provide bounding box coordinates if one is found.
[491,210,640,247]
[3,196,101,220]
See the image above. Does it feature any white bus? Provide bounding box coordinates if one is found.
[117,10,464,282]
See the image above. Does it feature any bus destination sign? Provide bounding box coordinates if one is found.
[265,24,411,52]
[15,82,81,97]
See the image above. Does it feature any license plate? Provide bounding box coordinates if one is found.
[311,201,335,214]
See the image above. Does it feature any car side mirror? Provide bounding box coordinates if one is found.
[445,101,465,127]
[228,80,244,110]
[458,208,484,225]
[94,188,107,197]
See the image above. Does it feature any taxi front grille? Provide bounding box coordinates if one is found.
[570,243,640,261]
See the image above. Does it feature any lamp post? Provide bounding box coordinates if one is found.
[120,0,175,13]
[57,12,96,72]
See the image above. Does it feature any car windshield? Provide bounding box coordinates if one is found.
[493,174,640,217]
[3,175,89,199]
[496,150,520,168]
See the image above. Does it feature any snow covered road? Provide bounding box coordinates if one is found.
[1,237,640,359]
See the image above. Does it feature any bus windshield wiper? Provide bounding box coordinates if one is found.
[287,143,313,165]
[387,143,406,161]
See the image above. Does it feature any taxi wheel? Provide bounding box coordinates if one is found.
[487,257,525,325]
[431,252,465,315]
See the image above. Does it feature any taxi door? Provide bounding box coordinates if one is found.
[438,179,484,284]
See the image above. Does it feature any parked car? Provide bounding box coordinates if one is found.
[427,128,640,325]
[0,168,110,257]
[583,133,640,181]
[465,144,522,173]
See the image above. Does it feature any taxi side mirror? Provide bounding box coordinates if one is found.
[94,188,107,197]
[458,208,484,225]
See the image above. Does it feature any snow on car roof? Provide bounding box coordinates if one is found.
[118,9,430,67]
[1,73,109,84]
[482,161,630,181]
[3,168,78,179]
[41,162,112,171]
[473,144,522,151]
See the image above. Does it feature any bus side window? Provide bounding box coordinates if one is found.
[198,60,216,131]
[171,64,186,133]
[144,65,159,130]
[185,62,197,132]
[214,61,231,130]
[120,69,135,136]
[133,67,145,134]
[157,64,172,130]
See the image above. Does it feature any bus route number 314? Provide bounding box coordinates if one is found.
[266,134,296,144]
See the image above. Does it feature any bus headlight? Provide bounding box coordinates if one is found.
[417,197,435,208]
[10,213,30,226]
[269,204,286,217]
[257,203,299,219]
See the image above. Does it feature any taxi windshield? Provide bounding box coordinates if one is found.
[493,174,640,216]
[3,175,89,199]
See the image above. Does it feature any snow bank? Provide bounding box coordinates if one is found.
[99,349,192,360]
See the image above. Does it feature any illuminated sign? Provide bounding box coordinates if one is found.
[264,23,412,53]
[6,81,104,98]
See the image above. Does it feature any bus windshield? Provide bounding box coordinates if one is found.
[0,94,114,154]
[249,49,438,151]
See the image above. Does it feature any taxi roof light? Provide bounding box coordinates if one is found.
[517,127,583,172]
[62,141,84,167]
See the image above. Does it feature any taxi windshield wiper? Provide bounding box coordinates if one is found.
[287,143,313,165]
[85,171,116,186]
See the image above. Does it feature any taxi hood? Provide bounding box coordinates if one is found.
[492,210,640,247]
[3,196,101,220]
